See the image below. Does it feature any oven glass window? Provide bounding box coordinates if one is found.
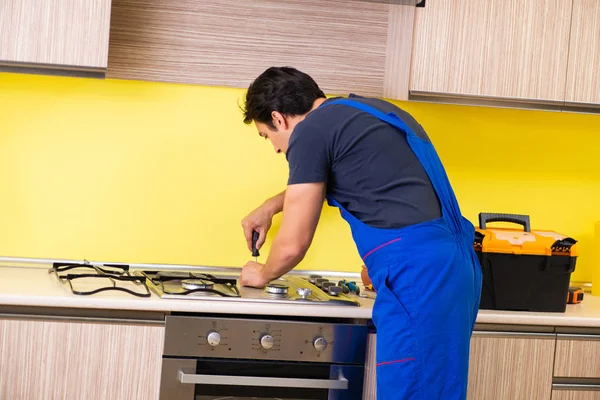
[196,397,309,400]
[193,360,331,400]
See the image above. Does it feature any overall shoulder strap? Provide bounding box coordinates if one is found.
[322,98,410,133]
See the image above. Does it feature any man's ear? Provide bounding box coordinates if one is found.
[271,111,287,130]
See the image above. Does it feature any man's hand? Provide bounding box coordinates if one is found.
[241,191,285,251]
[241,205,273,251]
[240,184,324,286]
[240,261,270,288]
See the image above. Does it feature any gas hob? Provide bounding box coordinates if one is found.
[138,270,362,307]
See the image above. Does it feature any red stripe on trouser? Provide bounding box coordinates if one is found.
[362,237,402,260]
[376,357,415,367]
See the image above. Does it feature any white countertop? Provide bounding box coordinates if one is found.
[1,265,599,327]
[0,266,375,319]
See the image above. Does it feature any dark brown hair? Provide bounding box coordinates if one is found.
[242,67,325,129]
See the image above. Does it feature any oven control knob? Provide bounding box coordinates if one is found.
[260,334,275,350]
[207,331,221,347]
[313,337,328,352]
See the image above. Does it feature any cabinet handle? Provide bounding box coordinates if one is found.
[553,383,600,391]
[473,331,555,339]
[178,370,349,390]
[0,313,164,325]
[557,334,600,341]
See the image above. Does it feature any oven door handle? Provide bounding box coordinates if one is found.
[178,370,349,390]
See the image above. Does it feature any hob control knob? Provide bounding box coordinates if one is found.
[207,331,221,347]
[313,337,328,352]
[328,286,342,296]
[260,334,274,350]
[315,278,328,288]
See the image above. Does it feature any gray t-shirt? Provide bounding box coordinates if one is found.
[286,94,442,229]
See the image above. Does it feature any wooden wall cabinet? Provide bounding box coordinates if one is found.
[0,316,164,400]
[565,0,600,106]
[0,0,113,72]
[107,0,416,100]
[410,0,573,104]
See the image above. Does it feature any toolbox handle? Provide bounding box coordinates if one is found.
[479,213,531,232]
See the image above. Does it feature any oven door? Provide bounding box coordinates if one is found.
[160,358,364,400]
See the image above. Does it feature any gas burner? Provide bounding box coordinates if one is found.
[264,283,289,295]
[139,270,241,298]
[181,279,214,291]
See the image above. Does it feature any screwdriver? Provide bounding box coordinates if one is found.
[251,230,260,262]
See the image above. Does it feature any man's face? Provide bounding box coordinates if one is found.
[254,111,298,154]
[255,121,288,154]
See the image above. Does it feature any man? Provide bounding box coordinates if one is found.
[239,66,482,400]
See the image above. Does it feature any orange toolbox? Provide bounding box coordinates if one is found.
[474,213,578,313]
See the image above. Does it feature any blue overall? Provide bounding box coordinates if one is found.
[320,99,482,399]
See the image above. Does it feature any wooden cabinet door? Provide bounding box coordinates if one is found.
[553,389,600,400]
[467,331,556,400]
[107,0,415,99]
[0,317,164,400]
[0,0,112,70]
[363,330,556,400]
[410,0,573,103]
[362,333,377,400]
[565,0,600,105]
[555,334,600,378]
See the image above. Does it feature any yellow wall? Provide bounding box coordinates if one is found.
[1,73,599,282]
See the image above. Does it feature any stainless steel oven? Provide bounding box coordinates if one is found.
[160,315,368,400]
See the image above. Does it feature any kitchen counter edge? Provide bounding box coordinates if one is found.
[0,265,599,327]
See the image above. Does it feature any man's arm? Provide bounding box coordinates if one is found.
[263,190,286,216]
[241,190,286,251]
[241,183,325,287]
[262,183,325,280]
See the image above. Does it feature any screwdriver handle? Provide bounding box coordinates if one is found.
[347,281,360,295]
[251,230,260,257]
[337,280,350,294]
[338,280,359,294]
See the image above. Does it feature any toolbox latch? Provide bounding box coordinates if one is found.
[473,231,485,250]
[551,237,577,253]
